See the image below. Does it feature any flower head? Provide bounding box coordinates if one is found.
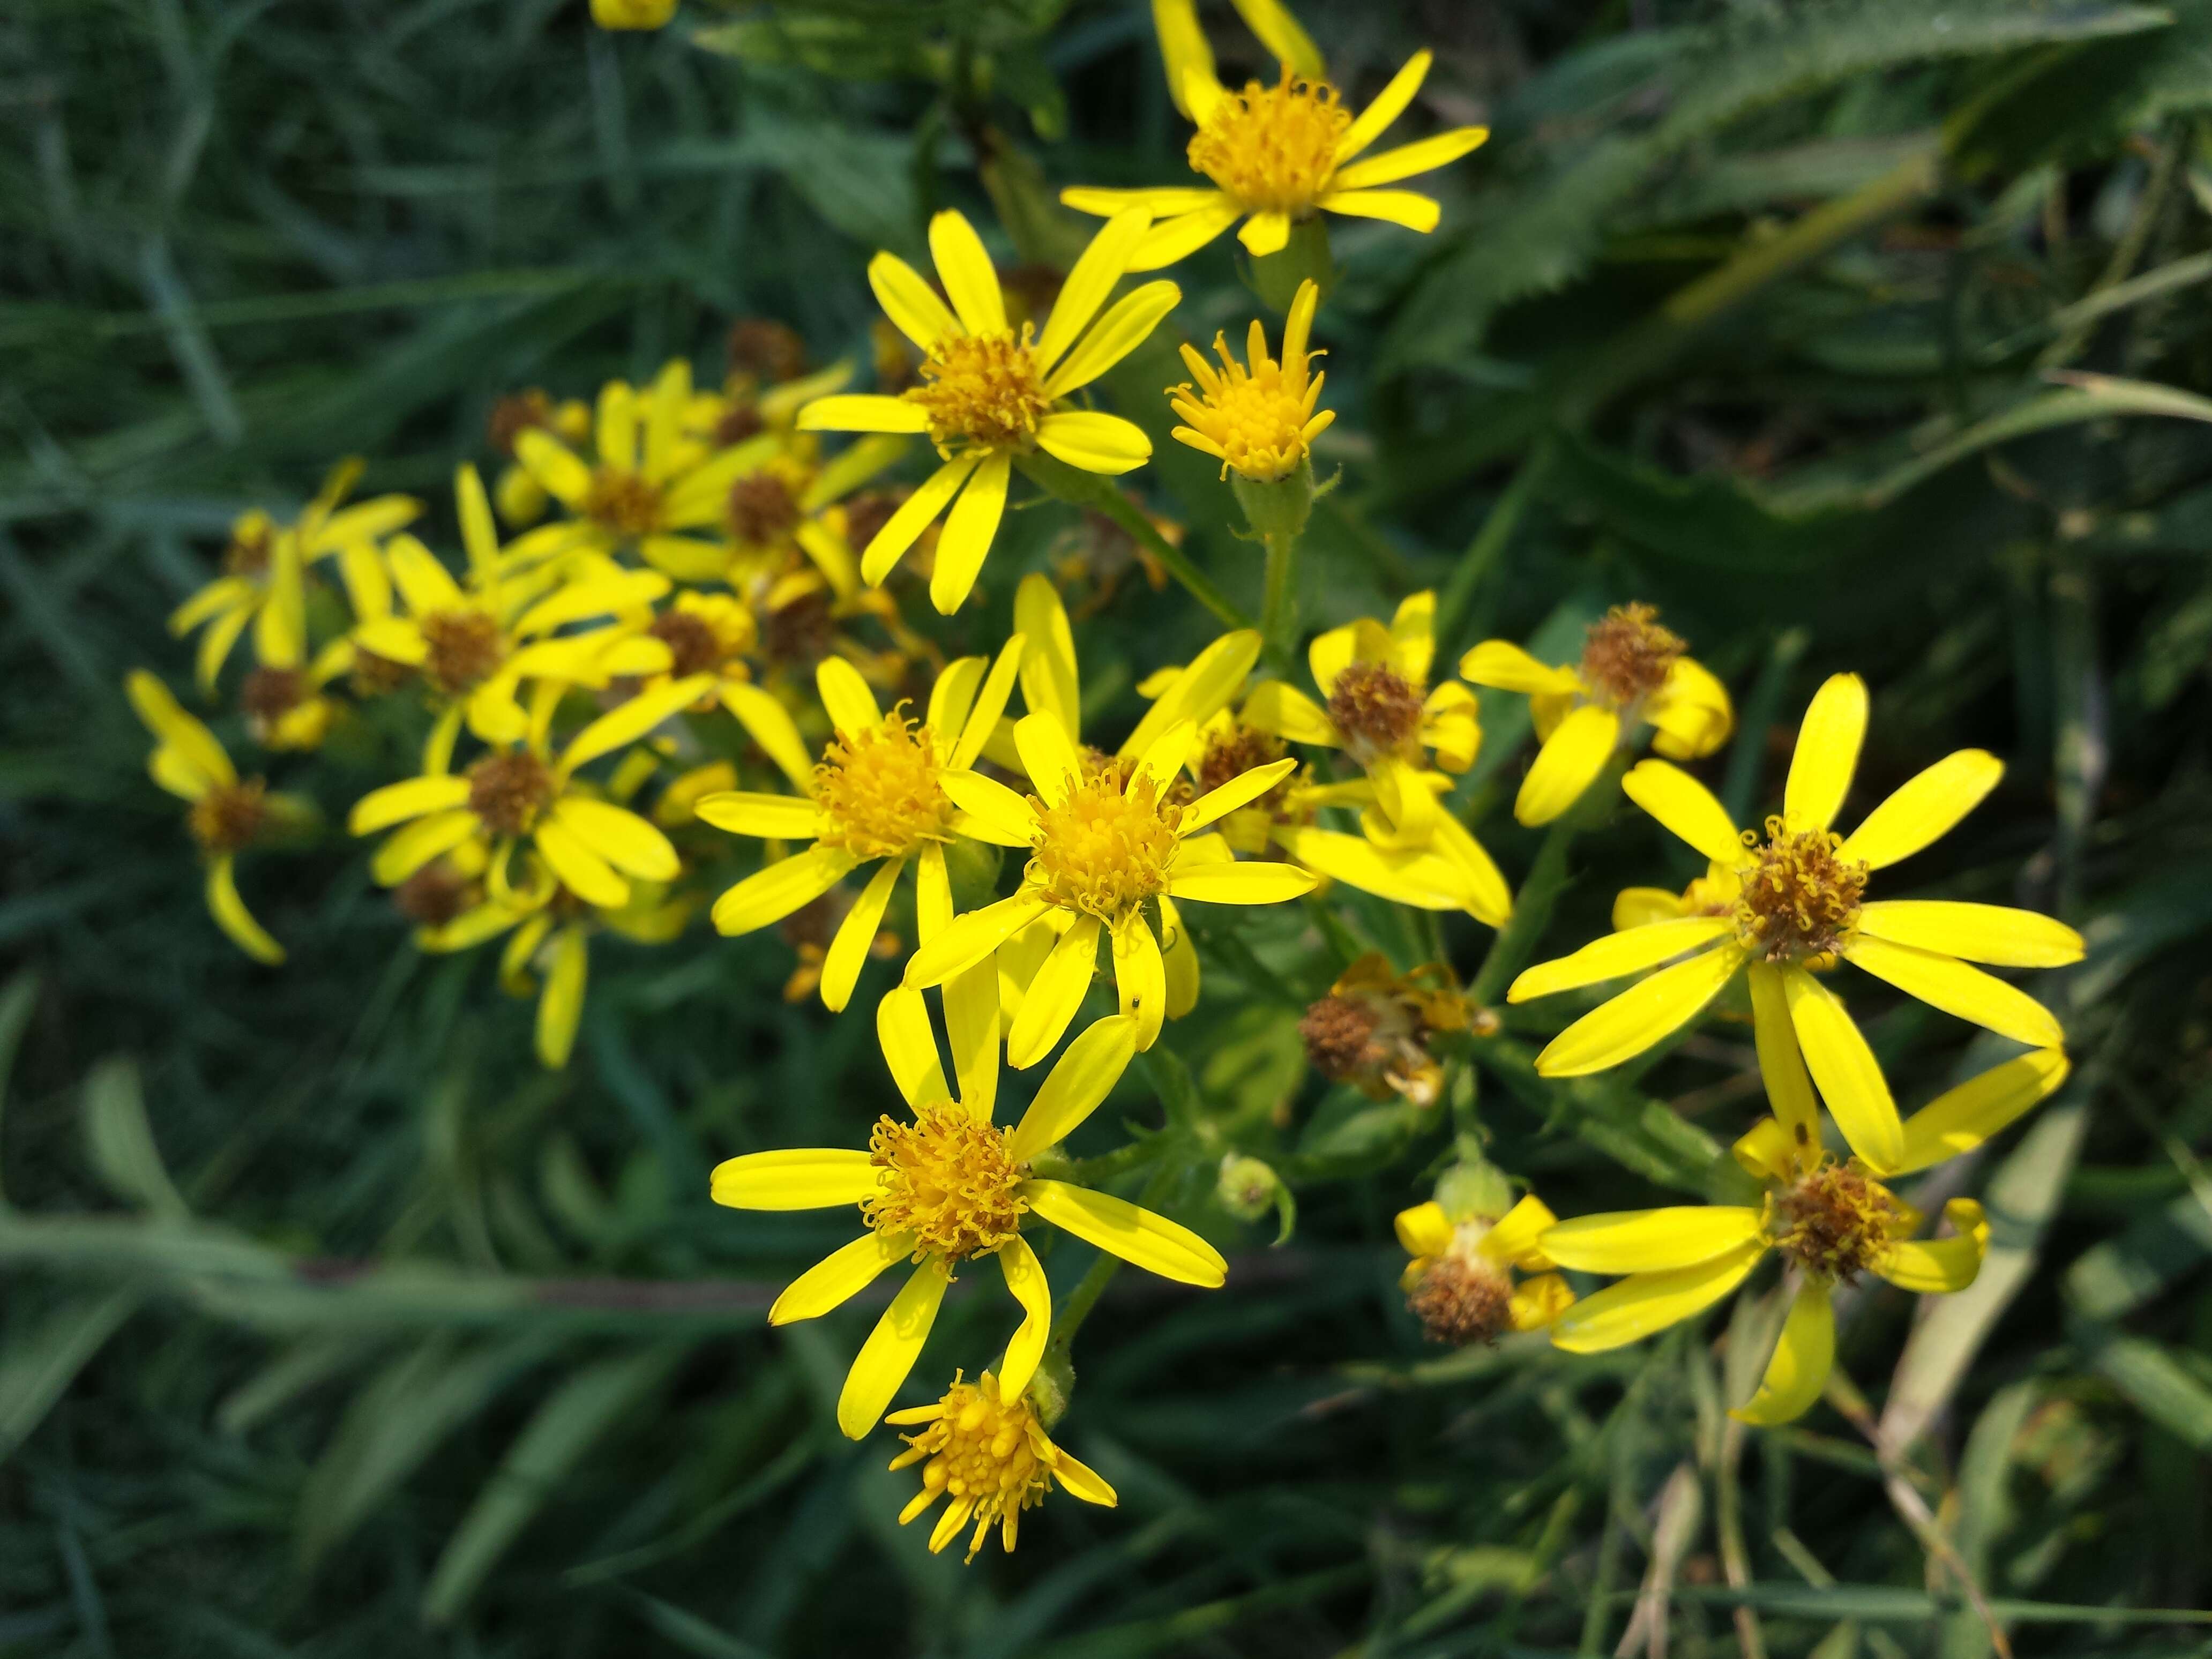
[1170,279,1333,482]
[710,994,1228,1437]
[1461,602,1733,825]
[797,210,1179,613]
[1396,1187,1573,1347]
[1508,674,2084,1174]
[887,1370,1117,1561]
[1061,2,1488,269]
[1302,952,1482,1105]
[698,641,1023,1011]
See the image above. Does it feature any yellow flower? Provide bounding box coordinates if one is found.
[898,578,1311,1066]
[796,210,1179,614]
[624,590,756,711]
[1537,1078,2057,1422]
[1241,592,1510,923]
[697,642,1026,1012]
[887,1370,1117,1561]
[718,430,912,600]
[1169,278,1333,481]
[591,0,675,32]
[348,466,673,756]
[1060,0,1488,269]
[710,995,1228,1438]
[1508,674,2084,1174]
[1396,1192,1574,1345]
[1461,602,1734,826]
[126,670,310,964]
[168,460,419,693]
[348,674,707,913]
[511,360,778,583]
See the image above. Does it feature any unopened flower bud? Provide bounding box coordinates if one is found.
[1215,1153,1281,1223]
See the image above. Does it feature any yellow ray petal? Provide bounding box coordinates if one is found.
[867,251,960,352]
[1334,47,1431,162]
[1458,640,1583,695]
[1041,282,1182,400]
[1110,913,1167,1050]
[1621,759,1744,864]
[1332,126,1490,192]
[771,1230,912,1324]
[1783,673,1867,832]
[1482,1193,1561,1270]
[1780,965,1902,1175]
[944,961,1000,1121]
[876,983,951,1108]
[996,1238,1052,1401]
[1841,935,2064,1049]
[1238,210,1292,256]
[1514,703,1619,826]
[1183,758,1298,833]
[532,817,629,909]
[557,674,715,778]
[1034,410,1153,475]
[1895,1048,2069,1174]
[1126,200,1244,271]
[903,892,1053,989]
[1006,914,1102,1068]
[711,1148,882,1210]
[1508,918,1733,1003]
[838,1264,950,1439]
[1394,1201,1454,1258]
[1538,1206,1766,1274]
[796,393,930,435]
[1164,858,1317,905]
[821,857,903,1013]
[1875,1198,1988,1293]
[349,773,473,835]
[536,928,589,1068]
[719,682,815,791]
[1315,189,1441,231]
[816,654,883,735]
[711,845,857,935]
[941,769,1039,847]
[1015,711,1088,807]
[549,796,681,880]
[1021,1179,1227,1286]
[694,791,824,841]
[206,857,283,965]
[1747,961,1820,1156]
[1835,749,2002,869]
[1853,900,2083,968]
[1548,1240,1765,1354]
[1731,1279,1834,1425]
[928,210,1005,334]
[1533,943,1746,1077]
[929,451,1011,615]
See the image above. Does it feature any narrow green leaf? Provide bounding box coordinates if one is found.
[0,1291,138,1461]
[80,1058,188,1220]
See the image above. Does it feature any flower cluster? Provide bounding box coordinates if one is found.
[126,0,2089,1563]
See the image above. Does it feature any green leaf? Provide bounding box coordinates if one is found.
[80,1058,188,1221]
[2074,1322,2212,1451]
[0,1291,138,1462]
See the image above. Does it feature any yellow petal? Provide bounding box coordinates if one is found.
[694,791,824,841]
[821,857,903,1013]
[1731,1279,1834,1426]
[1006,914,1102,1068]
[1014,572,1081,735]
[1149,0,1216,117]
[1875,1199,1988,1293]
[539,926,589,1065]
[1159,895,1199,1019]
[1183,758,1298,834]
[1283,828,1474,911]
[1538,1206,1766,1274]
[795,393,930,434]
[1036,211,1152,372]
[867,251,961,352]
[1428,815,1517,928]
[1227,0,1324,78]
[1240,679,1337,745]
[1841,935,2063,1049]
[711,1148,881,1210]
[1853,900,2083,968]
[1783,673,1867,832]
[816,654,883,735]
[1548,1240,1766,1354]
[996,1237,1052,1401]
[951,633,1028,771]
[1034,409,1153,475]
[1612,887,1687,930]
[532,817,629,909]
[1781,965,1902,1175]
[1021,1180,1227,1287]
[1747,961,1820,1156]
[928,210,1005,333]
[944,960,1001,1122]
[1482,1193,1561,1269]
[1122,630,1261,759]
[770,1230,912,1325]
[1459,640,1580,695]
[205,857,283,965]
[595,378,637,470]
[1041,283,1182,401]
[558,676,714,779]
[384,533,466,615]
[1394,1200,1453,1258]
[1895,1049,2069,1174]
[1513,704,1618,825]
[929,451,1010,615]
[915,841,952,944]
[1238,210,1291,256]
[1332,126,1489,192]
[711,845,857,935]
[349,773,472,835]
[1507,919,1734,1002]
[1126,200,1243,271]
[1835,749,2002,870]
[126,670,235,791]
[903,892,1052,989]
[1015,711,1088,806]
[941,769,1039,846]
[1334,47,1431,162]
[1316,189,1441,231]
[1621,760,1744,864]
[550,796,681,880]
[719,682,815,790]
[1047,1444,1118,1507]
[838,1264,949,1438]
[876,984,951,1109]
[1509,1273,1576,1332]
[369,808,479,886]
[1164,857,1317,905]
[1111,914,1168,1050]
[1534,943,1746,1077]
[1646,656,1735,760]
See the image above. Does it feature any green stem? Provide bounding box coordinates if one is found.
[1260,526,1298,669]
[1013,452,1249,633]
[1030,1246,1123,1430]
[1468,818,1580,1007]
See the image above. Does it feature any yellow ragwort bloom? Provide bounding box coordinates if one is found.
[796,210,1179,614]
[1395,1192,1574,1346]
[716,431,911,600]
[348,674,706,913]
[711,994,1228,1438]
[1509,674,2084,1174]
[168,460,418,693]
[1461,602,1733,826]
[127,671,309,964]
[1242,592,1510,924]
[696,642,1025,1012]
[1169,278,1333,481]
[1060,0,1488,268]
[591,0,674,27]
[887,1370,1117,1561]
[1536,1066,2075,1421]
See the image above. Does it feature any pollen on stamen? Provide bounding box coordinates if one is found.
[1735,816,1869,961]
[811,707,953,860]
[1325,660,1425,766]
[1187,68,1350,214]
[1767,1160,1902,1281]
[1029,765,1179,921]
[467,751,556,837]
[583,468,664,536]
[1579,603,1684,709]
[906,328,1053,454]
[890,1370,1059,1561]
[861,1104,1027,1261]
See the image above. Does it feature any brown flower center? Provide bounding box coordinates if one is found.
[467,751,555,836]
[907,328,1052,453]
[648,609,727,679]
[727,472,802,546]
[582,468,664,536]
[487,389,553,458]
[352,646,413,697]
[1198,723,1293,818]
[393,860,478,928]
[241,667,307,722]
[420,610,505,696]
[1325,661,1424,764]
[727,317,808,385]
[763,588,835,668]
[1735,817,1869,961]
[1406,1256,1514,1347]
[841,489,907,555]
[862,1103,1027,1261]
[1768,1161,1901,1281]
[1299,993,1382,1080]
[189,779,270,855]
[1579,603,1684,709]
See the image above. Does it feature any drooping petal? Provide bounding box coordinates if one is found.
[1227,0,1324,78]
[996,1238,1052,1402]
[1538,1207,1767,1274]
[1110,913,1168,1050]
[1006,914,1103,1068]
[1783,673,1868,832]
[1621,760,1745,864]
[770,1230,911,1325]
[929,452,1011,615]
[1021,1180,1227,1286]
[1508,918,1733,1003]
[1781,965,1902,1175]
[1547,1240,1766,1354]
[711,845,858,935]
[1533,944,1747,1077]
[1731,1279,1835,1425]
[1853,900,2084,968]
[711,1148,882,1210]
[1840,935,2064,1049]
[821,857,904,1013]
[1238,211,1292,256]
[1509,1273,1577,1332]
[838,1265,950,1439]
[1481,1193,1562,1270]
[1836,749,2003,869]
[1895,1049,2069,1174]
[1515,704,1620,826]
[1747,962,1820,1156]
[126,671,235,791]
[1875,1199,1989,1293]
[206,857,283,965]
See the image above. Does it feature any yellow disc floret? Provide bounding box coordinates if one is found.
[906,327,1053,454]
[1578,603,1684,710]
[1029,763,1179,920]
[862,1102,1027,1261]
[811,707,953,860]
[1765,1159,1903,1281]
[1188,69,1350,213]
[1734,816,1869,961]
[891,1370,1059,1560]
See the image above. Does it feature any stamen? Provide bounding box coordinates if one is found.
[1735,816,1869,960]
[906,328,1053,454]
[467,751,555,836]
[1325,660,1425,765]
[583,468,664,536]
[862,1104,1027,1260]
[1767,1160,1902,1281]
[812,707,952,860]
[189,779,270,855]
[894,1371,1057,1561]
[1187,68,1350,213]
[1029,764,1179,920]
[420,610,505,696]
[1579,603,1684,709]
[727,470,803,545]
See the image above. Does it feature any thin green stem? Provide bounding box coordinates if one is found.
[1013,452,1249,633]
[1260,526,1298,669]
[1469,819,1579,1007]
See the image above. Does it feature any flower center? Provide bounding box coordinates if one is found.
[583,468,664,536]
[727,469,803,546]
[1579,603,1684,709]
[222,517,274,579]
[420,610,505,696]
[467,751,555,837]
[394,858,479,927]
[715,402,766,447]
[352,646,413,696]
[894,1371,1054,1561]
[1326,660,1425,765]
[906,327,1053,454]
[189,779,269,855]
[1406,1251,1514,1347]
[1299,993,1383,1080]
[648,609,729,679]
[812,707,952,860]
[1171,335,1319,483]
[1735,817,1869,960]
[1198,722,1295,819]
[1029,762,1179,920]
[727,317,808,385]
[241,667,307,723]
[487,390,554,458]
[862,1103,1027,1260]
[763,587,835,667]
[1187,69,1350,214]
[1767,1160,1901,1281]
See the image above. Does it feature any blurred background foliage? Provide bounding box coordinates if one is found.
[5,0,2212,1653]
